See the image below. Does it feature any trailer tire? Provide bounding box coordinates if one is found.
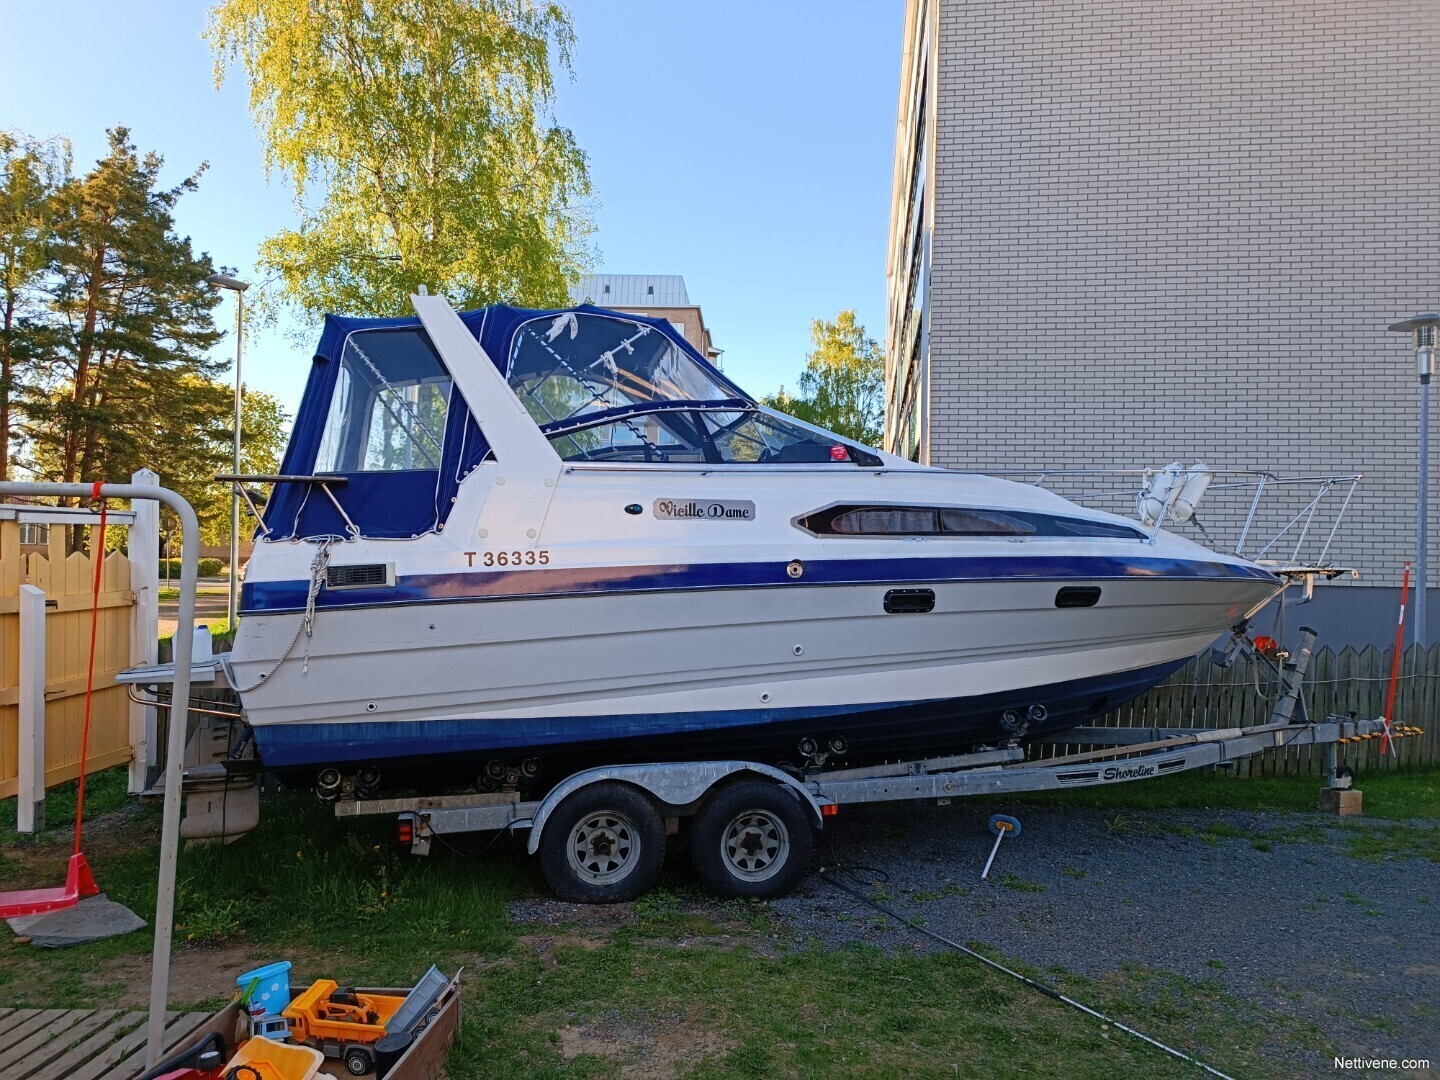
[690,781,813,899]
[538,782,664,903]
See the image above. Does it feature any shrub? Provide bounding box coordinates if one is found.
[157,557,226,578]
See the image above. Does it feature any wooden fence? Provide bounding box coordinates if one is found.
[0,474,160,808]
[1049,644,1440,777]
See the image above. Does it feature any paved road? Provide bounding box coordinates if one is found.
[157,581,231,638]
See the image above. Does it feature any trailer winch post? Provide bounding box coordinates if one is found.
[0,481,200,1068]
[1269,626,1317,726]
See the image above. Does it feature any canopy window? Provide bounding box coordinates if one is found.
[508,311,743,427]
[266,324,488,541]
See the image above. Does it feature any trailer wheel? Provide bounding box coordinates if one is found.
[343,1046,372,1075]
[539,782,664,903]
[690,781,813,899]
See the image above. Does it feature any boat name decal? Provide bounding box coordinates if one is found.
[653,499,756,521]
[1101,763,1157,782]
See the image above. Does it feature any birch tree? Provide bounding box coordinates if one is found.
[209,0,594,318]
[765,311,885,447]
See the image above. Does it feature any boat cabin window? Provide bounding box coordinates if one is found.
[824,507,1034,536]
[798,505,1147,540]
[704,411,857,464]
[509,312,732,425]
[316,330,452,473]
[507,312,878,465]
[542,407,873,465]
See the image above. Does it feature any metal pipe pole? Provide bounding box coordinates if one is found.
[229,291,243,629]
[0,481,200,1068]
[1419,375,1430,648]
[1390,316,1440,648]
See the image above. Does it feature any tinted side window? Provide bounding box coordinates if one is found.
[939,509,1035,535]
[831,508,941,534]
[799,505,1145,540]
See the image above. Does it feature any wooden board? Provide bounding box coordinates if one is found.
[0,1006,219,1080]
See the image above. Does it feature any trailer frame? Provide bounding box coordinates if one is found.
[334,627,1385,902]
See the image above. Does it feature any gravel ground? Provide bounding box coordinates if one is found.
[770,800,1440,1072]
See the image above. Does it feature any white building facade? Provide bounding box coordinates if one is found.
[886,0,1440,646]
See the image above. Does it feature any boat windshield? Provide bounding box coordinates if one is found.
[509,311,739,419]
[508,312,876,465]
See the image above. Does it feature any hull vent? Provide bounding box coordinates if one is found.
[1055,586,1101,609]
[326,563,395,590]
[884,588,936,614]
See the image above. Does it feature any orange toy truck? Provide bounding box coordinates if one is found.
[281,980,406,1076]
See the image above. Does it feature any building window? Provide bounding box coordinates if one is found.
[603,284,610,294]
[19,523,49,545]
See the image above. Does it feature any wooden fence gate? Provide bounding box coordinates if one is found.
[0,471,160,813]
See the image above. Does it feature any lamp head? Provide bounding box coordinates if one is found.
[1389,314,1440,379]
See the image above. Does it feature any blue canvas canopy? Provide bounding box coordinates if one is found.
[263,303,748,541]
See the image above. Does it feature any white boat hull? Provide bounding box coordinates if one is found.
[234,568,1276,771]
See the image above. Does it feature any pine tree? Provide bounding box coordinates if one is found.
[0,131,69,479]
[22,128,230,525]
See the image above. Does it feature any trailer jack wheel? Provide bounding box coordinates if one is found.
[539,782,664,903]
[691,781,813,899]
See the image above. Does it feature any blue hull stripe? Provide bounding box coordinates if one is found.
[253,658,1190,769]
[242,555,1275,615]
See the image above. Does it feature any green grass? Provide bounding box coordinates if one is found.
[1005,765,1440,819]
[1005,767,1440,863]
[995,872,1044,893]
[0,765,135,836]
[158,621,237,646]
[1343,821,1440,863]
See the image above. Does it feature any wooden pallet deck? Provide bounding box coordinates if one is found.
[0,971,460,1079]
[0,1004,220,1080]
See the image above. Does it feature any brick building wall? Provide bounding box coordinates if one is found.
[896,0,1440,644]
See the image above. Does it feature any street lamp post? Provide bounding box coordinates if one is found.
[1389,314,1440,648]
[205,273,250,628]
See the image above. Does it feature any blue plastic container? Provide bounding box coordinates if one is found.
[237,960,292,1017]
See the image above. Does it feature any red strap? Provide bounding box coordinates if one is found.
[73,482,107,855]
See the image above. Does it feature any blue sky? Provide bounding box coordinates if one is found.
[2,1,902,416]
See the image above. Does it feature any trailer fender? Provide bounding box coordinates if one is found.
[524,761,824,855]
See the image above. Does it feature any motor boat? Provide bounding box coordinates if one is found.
[223,293,1282,793]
